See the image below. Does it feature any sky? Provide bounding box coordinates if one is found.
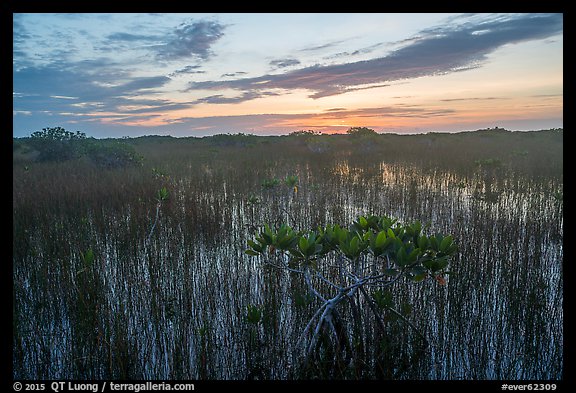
[13,13,563,138]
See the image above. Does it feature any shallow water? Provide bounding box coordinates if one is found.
[13,154,563,380]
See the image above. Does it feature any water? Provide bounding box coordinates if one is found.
[13,144,563,380]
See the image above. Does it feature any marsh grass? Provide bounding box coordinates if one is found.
[13,129,562,379]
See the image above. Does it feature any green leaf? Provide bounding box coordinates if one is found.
[288,249,304,260]
[412,221,422,236]
[157,187,169,201]
[405,226,414,237]
[422,259,434,270]
[435,257,449,271]
[446,243,458,255]
[244,250,260,256]
[362,231,372,242]
[359,216,368,229]
[423,257,449,273]
[391,238,403,254]
[262,225,274,244]
[383,268,399,276]
[409,265,427,281]
[335,226,347,243]
[396,246,408,267]
[408,247,421,263]
[375,230,387,248]
[412,273,427,282]
[83,248,94,266]
[418,235,428,250]
[277,234,297,250]
[383,237,394,250]
[298,236,309,254]
[429,236,439,251]
[440,235,453,253]
[350,236,360,253]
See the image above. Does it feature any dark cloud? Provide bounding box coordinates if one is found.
[106,32,160,42]
[13,17,37,68]
[154,103,459,137]
[13,13,563,137]
[195,91,279,104]
[269,58,301,68]
[13,64,173,116]
[69,58,131,79]
[99,114,164,124]
[114,76,171,96]
[221,71,248,77]
[13,18,32,45]
[299,39,349,52]
[98,32,163,53]
[325,42,385,59]
[121,101,194,114]
[186,13,563,100]
[155,20,225,61]
[100,20,226,62]
[169,65,205,77]
[318,105,455,119]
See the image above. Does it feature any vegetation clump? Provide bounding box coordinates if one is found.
[12,127,562,380]
[24,127,142,168]
[246,214,457,376]
[28,126,87,162]
[346,127,377,137]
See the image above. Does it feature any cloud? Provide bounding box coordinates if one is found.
[13,18,32,45]
[119,101,194,114]
[13,110,32,116]
[195,91,279,104]
[155,20,226,61]
[106,32,160,42]
[13,17,37,69]
[13,64,173,117]
[169,65,205,77]
[172,103,455,131]
[113,76,171,96]
[324,42,385,60]
[50,95,79,100]
[221,71,248,77]
[299,39,350,52]
[186,13,563,100]
[318,105,455,119]
[100,20,226,62]
[269,58,301,68]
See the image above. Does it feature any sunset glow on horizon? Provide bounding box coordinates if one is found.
[13,13,563,138]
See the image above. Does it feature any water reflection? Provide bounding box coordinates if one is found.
[13,157,562,379]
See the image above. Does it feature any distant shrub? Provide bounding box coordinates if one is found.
[346,127,377,137]
[207,133,257,147]
[289,130,321,137]
[27,127,141,168]
[84,140,143,169]
[28,127,87,162]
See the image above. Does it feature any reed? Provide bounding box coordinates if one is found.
[13,129,562,379]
